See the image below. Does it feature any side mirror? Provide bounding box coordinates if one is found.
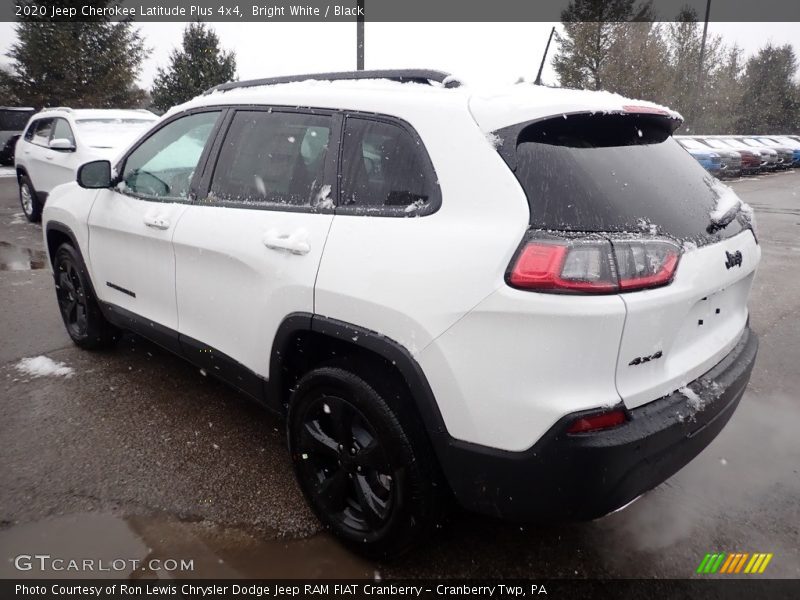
[49,138,75,152]
[77,160,112,189]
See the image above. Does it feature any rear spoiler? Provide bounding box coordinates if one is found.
[493,110,682,171]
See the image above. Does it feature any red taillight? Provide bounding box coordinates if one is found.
[614,240,681,291]
[566,409,627,434]
[508,241,617,293]
[508,234,680,294]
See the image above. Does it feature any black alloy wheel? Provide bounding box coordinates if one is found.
[288,366,446,558]
[56,255,89,338]
[294,393,396,537]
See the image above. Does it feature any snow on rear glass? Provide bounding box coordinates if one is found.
[504,113,748,245]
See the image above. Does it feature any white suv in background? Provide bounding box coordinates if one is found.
[41,70,760,558]
[15,108,157,222]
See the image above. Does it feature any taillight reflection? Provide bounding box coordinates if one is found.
[566,409,628,434]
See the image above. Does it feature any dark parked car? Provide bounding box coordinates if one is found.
[719,137,778,171]
[0,107,36,165]
[737,137,793,170]
[698,137,762,176]
[676,139,722,175]
[755,136,800,167]
[677,137,740,178]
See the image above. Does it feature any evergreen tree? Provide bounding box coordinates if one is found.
[150,22,236,112]
[662,7,725,131]
[0,65,18,105]
[552,0,650,90]
[703,45,745,133]
[737,44,800,134]
[6,0,148,109]
[550,4,800,135]
[603,20,670,101]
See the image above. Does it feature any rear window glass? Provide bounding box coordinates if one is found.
[340,118,435,212]
[0,110,34,131]
[499,113,746,245]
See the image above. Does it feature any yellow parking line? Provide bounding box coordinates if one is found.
[758,554,774,573]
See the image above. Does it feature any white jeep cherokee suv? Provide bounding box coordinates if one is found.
[41,70,760,558]
[15,108,157,222]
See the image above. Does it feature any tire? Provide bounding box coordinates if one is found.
[18,174,42,223]
[53,243,120,350]
[288,366,446,559]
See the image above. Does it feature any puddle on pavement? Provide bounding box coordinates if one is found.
[0,241,47,271]
[0,513,376,579]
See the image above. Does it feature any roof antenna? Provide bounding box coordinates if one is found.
[534,26,556,85]
[356,0,365,70]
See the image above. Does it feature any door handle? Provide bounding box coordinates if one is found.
[262,228,310,255]
[143,215,170,230]
[45,155,53,160]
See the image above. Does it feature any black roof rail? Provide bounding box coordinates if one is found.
[203,69,462,95]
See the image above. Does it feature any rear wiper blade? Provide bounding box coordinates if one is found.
[707,201,741,234]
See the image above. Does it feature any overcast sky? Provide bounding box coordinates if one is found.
[1,21,798,88]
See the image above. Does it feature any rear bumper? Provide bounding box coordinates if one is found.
[439,327,758,521]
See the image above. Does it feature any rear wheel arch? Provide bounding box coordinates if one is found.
[269,314,451,453]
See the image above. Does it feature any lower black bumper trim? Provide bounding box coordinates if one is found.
[438,327,758,521]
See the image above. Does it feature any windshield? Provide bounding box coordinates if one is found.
[678,138,706,151]
[497,113,748,246]
[719,139,750,150]
[704,139,733,150]
[74,118,156,149]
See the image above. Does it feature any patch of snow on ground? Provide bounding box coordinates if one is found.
[15,356,75,378]
[0,166,15,178]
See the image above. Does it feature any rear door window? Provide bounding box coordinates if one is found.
[339,117,436,213]
[209,110,332,208]
[498,113,747,245]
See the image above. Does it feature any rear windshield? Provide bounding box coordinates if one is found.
[497,113,746,245]
[0,110,34,131]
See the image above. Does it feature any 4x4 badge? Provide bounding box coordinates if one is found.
[725,250,743,269]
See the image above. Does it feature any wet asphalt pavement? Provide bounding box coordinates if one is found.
[0,172,798,579]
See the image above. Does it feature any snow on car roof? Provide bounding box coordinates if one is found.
[71,109,158,121]
[175,78,681,134]
[176,77,470,122]
[37,108,157,121]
